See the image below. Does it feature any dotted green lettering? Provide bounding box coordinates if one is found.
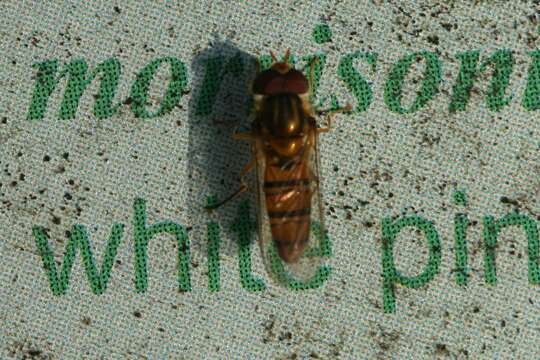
[338,51,378,112]
[231,200,266,291]
[449,49,514,112]
[32,223,124,295]
[453,190,470,285]
[482,213,539,285]
[312,24,332,44]
[381,215,442,313]
[130,57,188,118]
[384,51,442,113]
[133,198,191,293]
[522,50,540,110]
[27,58,122,120]
[195,53,244,116]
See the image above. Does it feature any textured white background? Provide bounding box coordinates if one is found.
[1,0,539,358]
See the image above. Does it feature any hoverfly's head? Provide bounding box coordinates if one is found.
[252,49,309,97]
[269,49,292,74]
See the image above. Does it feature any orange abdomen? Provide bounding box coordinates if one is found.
[263,162,311,263]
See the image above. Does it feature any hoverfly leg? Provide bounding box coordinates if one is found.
[232,123,255,140]
[308,56,319,95]
[204,159,255,211]
[233,131,254,140]
[283,48,290,64]
[254,58,261,74]
[247,58,261,96]
[317,104,353,133]
[216,128,256,209]
[238,157,255,187]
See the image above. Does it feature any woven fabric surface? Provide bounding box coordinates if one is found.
[1,0,539,358]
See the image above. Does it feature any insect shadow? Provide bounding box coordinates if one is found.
[187,38,258,258]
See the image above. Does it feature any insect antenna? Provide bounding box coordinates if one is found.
[283,48,290,64]
[204,184,248,211]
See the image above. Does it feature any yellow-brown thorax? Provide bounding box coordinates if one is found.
[255,93,314,164]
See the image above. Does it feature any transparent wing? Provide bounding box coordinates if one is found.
[254,130,331,287]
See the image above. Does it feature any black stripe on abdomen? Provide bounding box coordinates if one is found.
[264,178,310,189]
[268,208,311,218]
